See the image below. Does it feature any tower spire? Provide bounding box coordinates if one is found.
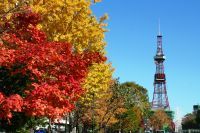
[158,19,161,36]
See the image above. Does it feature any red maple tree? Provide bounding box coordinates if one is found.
[0,9,106,120]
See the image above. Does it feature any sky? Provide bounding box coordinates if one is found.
[92,0,200,118]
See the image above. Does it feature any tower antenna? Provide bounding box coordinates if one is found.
[158,19,161,35]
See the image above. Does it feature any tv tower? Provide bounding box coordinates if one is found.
[152,25,170,110]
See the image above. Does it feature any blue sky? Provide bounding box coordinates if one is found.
[92,0,200,118]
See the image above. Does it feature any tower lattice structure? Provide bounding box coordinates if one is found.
[152,33,170,110]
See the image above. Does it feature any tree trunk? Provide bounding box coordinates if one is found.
[82,123,88,133]
[99,128,104,133]
[48,118,52,133]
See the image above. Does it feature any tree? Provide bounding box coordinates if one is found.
[30,2,114,129]
[182,113,198,130]
[94,80,126,132]
[0,0,113,101]
[75,63,113,131]
[116,107,142,132]
[120,82,150,115]
[71,79,123,132]
[113,82,150,132]
[80,80,150,133]
[149,110,173,131]
[196,110,200,128]
[0,0,113,131]
[0,10,106,131]
[0,0,113,110]
[30,0,107,53]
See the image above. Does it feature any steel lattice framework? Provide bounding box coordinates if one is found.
[152,34,170,110]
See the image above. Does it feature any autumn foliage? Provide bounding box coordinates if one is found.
[149,110,173,131]
[0,10,106,120]
[0,1,113,123]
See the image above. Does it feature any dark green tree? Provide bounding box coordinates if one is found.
[196,110,200,128]
[182,113,198,130]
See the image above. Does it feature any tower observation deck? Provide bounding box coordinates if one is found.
[152,33,170,110]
